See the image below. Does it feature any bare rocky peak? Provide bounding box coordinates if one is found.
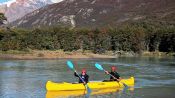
[0,0,57,22]
[0,4,7,13]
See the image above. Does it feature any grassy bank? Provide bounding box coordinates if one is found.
[0,50,117,60]
[142,51,175,57]
[0,50,174,60]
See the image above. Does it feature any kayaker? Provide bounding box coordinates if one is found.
[105,66,121,81]
[74,69,89,84]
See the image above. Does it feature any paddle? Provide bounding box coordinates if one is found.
[67,60,91,93]
[95,63,128,87]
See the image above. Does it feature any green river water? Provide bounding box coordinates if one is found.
[0,57,175,98]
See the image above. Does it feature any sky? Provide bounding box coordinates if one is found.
[0,0,16,7]
[0,0,12,3]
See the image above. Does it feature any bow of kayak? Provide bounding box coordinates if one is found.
[46,77,134,91]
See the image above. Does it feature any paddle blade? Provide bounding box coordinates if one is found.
[95,63,104,71]
[85,84,92,94]
[67,60,74,70]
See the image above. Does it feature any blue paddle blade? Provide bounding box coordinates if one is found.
[95,63,104,71]
[67,60,74,69]
[85,84,91,97]
[85,84,92,94]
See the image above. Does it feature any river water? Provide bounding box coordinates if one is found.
[0,57,175,98]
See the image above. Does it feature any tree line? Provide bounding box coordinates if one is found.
[0,22,174,54]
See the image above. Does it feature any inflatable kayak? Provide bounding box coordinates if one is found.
[46,77,134,91]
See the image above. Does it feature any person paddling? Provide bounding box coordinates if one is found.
[74,69,89,84]
[105,66,121,81]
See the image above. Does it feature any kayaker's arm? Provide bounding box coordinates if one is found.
[118,77,122,81]
[109,76,120,82]
[85,74,89,83]
[105,71,109,74]
[74,72,79,77]
[116,73,121,81]
[113,77,121,82]
[74,72,86,84]
[109,72,121,81]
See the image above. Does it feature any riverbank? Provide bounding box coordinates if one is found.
[0,50,117,60]
[142,51,175,57]
[0,50,174,60]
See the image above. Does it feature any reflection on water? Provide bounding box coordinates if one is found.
[46,87,134,98]
[0,57,175,98]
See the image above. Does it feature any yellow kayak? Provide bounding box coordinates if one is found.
[46,77,134,91]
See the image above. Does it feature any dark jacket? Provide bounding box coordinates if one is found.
[74,72,89,83]
[110,71,120,80]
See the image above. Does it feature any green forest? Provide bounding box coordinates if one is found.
[0,24,174,54]
[0,13,175,54]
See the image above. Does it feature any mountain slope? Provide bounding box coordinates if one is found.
[0,0,63,22]
[12,0,175,28]
[0,4,7,13]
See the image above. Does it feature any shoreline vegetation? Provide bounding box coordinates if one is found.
[0,20,175,59]
[0,50,174,60]
[0,50,116,60]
